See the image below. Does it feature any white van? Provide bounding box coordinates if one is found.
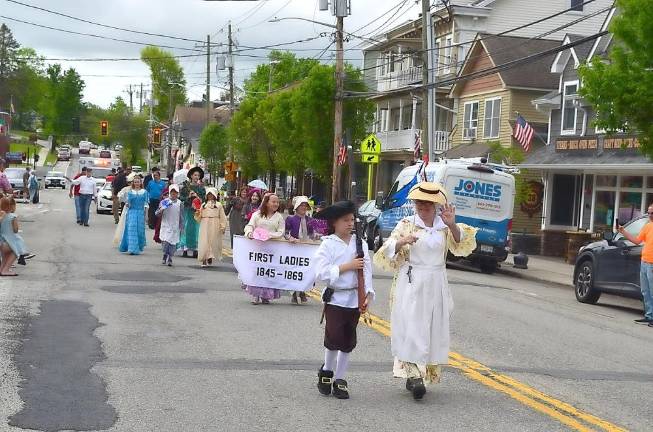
[375,158,516,273]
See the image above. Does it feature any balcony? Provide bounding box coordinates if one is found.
[377,129,450,153]
[377,66,422,92]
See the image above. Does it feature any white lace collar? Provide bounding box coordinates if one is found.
[413,214,447,232]
[413,214,447,248]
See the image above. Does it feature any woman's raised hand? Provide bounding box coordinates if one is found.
[440,203,456,226]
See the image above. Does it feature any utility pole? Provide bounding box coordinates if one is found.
[206,34,211,126]
[127,84,134,113]
[331,15,344,203]
[421,0,435,162]
[139,83,144,113]
[228,21,235,160]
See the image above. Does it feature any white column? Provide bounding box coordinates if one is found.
[613,175,621,231]
[542,171,552,231]
[411,97,418,131]
[399,98,403,131]
[579,173,587,229]
[387,100,391,132]
[589,174,597,232]
[375,105,380,133]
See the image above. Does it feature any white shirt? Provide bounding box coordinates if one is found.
[314,234,375,309]
[72,176,97,196]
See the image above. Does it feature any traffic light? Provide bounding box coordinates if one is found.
[100,120,109,136]
[152,128,161,144]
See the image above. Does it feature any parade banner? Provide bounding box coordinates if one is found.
[232,235,319,292]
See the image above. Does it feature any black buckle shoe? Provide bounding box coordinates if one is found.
[406,378,426,400]
[317,366,333,396]
[332,379,350,399]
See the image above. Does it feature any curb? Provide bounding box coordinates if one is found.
[497,266,573,290]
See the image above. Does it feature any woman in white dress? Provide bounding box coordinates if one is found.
[374,182,477,400]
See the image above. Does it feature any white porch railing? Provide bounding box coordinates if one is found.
[376,128,450,153]
[377,66,422,92]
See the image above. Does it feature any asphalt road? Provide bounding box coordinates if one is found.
[0,159,651,431]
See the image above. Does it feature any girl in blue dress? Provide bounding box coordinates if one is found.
[0,197,31,276]
[119,175,149,255]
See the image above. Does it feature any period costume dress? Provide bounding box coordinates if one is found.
[157,188,183,265]
[242,210,285,301]
[119,188,149,255]
[227,195,247,247]
[285,196,314,304]
[179,169,206,254]
[0,213,27,257]
[374,183,477,399]
[197,192,228,265]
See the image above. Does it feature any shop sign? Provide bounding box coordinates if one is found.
[603,136,640,150]
[520,181,544,218]
[555,137,598,152]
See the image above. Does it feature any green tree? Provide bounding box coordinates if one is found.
[9,47,47,129]
[487,141,529,204]
[41,64,85,144]
[199,123,228,184]
[140,46,187,121]
[578,0,653,154]
[0,23,19,108]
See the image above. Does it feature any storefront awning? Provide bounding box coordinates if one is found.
[520,144,653,170]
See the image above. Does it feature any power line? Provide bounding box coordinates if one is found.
[238,0,293,30]
[2,0,204,43]
[0,14,202,52]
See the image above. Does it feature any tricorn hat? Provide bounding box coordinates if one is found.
[407,182,448,205]
[314,200,356,221]
[187,166,204,180]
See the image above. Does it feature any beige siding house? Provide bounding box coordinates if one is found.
[449,35,561,235]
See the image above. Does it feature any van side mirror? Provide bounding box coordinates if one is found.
[375,191,384,209]
[603,230,614,242]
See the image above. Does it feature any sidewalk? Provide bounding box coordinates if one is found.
[498,254,574,288]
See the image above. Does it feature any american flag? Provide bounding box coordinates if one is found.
[414,130,422,161]
[513,114,534,152]
[336,138,347,166]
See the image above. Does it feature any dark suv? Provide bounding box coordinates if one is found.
[574,216,648,304]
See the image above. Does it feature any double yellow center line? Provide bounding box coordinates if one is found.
[306,289,626,432]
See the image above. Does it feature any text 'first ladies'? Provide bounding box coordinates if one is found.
[248,251,311,267]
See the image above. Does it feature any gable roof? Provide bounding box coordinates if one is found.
[550,33,597,72]
[588,7,616,59]
[451,34,560,95]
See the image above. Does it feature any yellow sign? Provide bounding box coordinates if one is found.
[362,153,379,164]
[361,134,381,154]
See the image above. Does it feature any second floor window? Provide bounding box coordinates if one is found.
[463,101,479,140]
[570,0,583,12]
[484,98,502,139]
[562,81,579,134]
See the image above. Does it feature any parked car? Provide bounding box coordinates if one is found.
[131,165,143,174]
[358,199,382,251]
[96,182,113,214]
[5,168,26,199]
[44,171,66,189]
[99,150,111,159]
[574,216,647,304]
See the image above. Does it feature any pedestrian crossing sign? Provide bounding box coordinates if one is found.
[362,154,379,164]
[360,134,381,154]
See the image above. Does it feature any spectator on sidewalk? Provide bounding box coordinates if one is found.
[22,167,30,200]
[69,167,87,224]
[0,159,13,196]
[112,167,130,225]
[28,169,38,204]
[618,204,653,327]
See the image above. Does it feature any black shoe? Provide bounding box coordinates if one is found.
[77,221,82,225]
[634,318,652,324]
[291,293,298,304]
[17,255,26,266]
[83,223,89,227]
[182,250,188,258]
[406,378,426,400]
[192,250,198,259]
[208,258,213,265]
[317,366,334,396]
[648,321,653,328]
[23,253,35,260]
[332,379,350,399]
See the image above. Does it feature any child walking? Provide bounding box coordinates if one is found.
[197,187,228,267]
[313,201,374,399]
[0,197,34,276]
[285,196,314,304]
[156,184,183,266]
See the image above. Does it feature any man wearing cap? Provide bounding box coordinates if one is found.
[374,182,478,400]
[285,195,314,304]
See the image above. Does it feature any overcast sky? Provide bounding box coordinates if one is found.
[4,0,420,107]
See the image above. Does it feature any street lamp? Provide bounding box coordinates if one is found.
[268,17,337,29]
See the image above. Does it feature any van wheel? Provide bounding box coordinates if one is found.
[575,260,601,304]
[479,260,498,274]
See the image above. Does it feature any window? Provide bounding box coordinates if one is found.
[483,98,502,138]
[561,81,579,134]
[551,174,581,226]
[570,0,583,12]
[463,101,479,140]
[443,36,453,74]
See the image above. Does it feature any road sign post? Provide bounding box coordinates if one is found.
[360,133,381,200]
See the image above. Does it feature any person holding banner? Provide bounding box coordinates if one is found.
[313,201,374,400]
[285,196,314,304]
[243,193,285,304]
[373,182,477,400]
[197,188,227,267]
